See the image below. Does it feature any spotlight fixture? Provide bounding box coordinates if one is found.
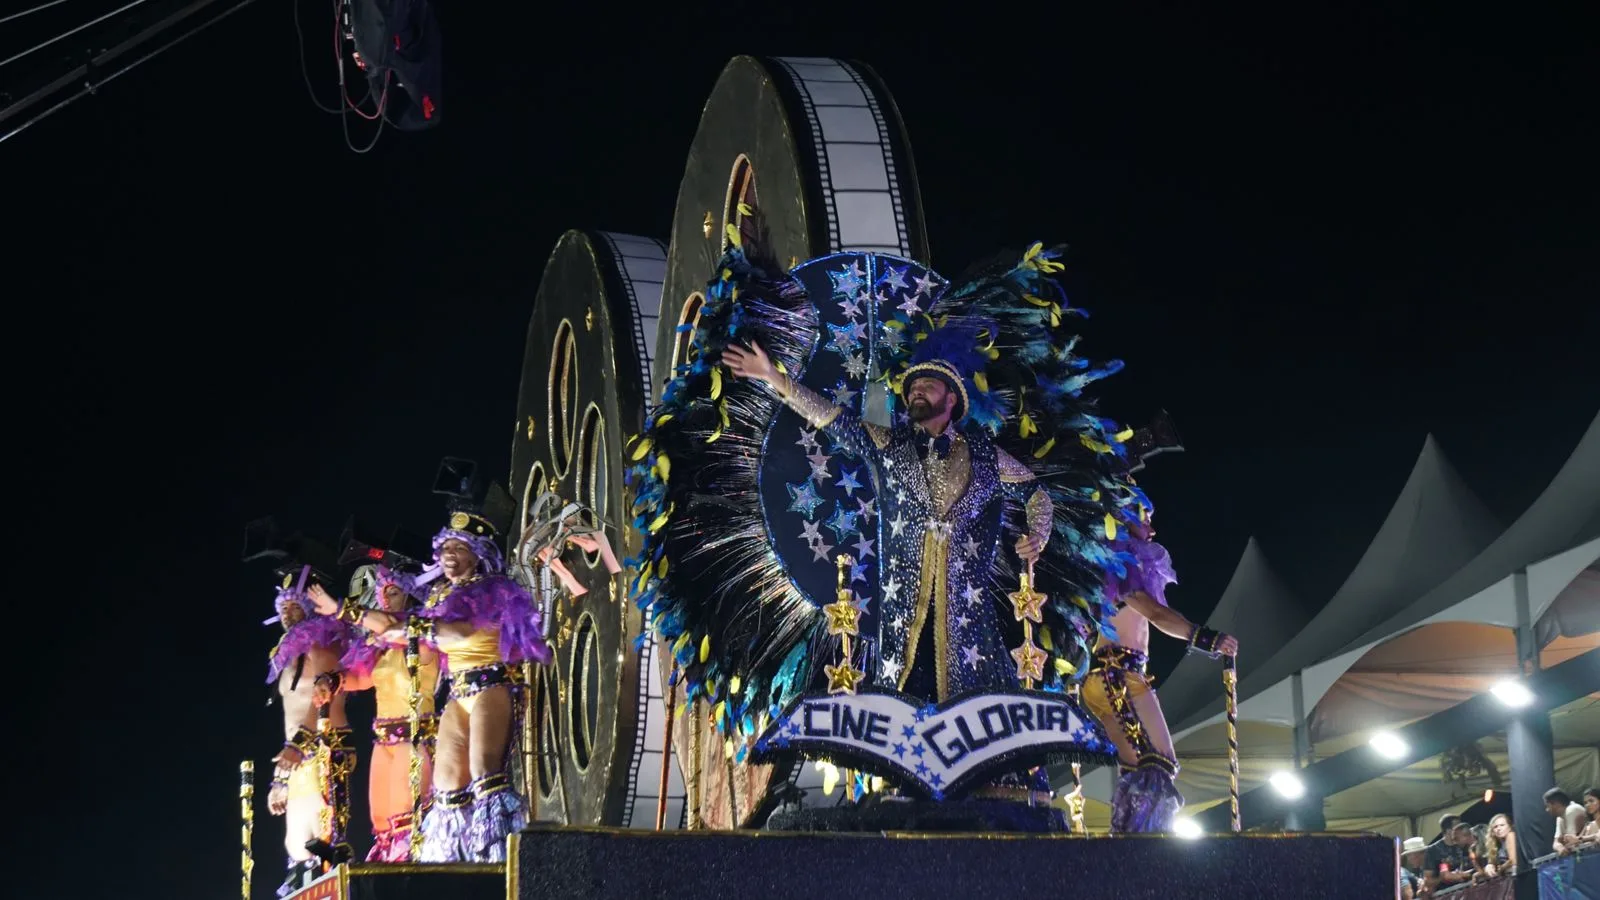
[1173,817,1204,839]
[1490,679,1534,708]
[1269,770,1306,800]
[1369,731,1409,759]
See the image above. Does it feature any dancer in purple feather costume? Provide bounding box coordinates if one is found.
[1079,520,1237,832]
[317,507,552,862]
[265,572,358,896]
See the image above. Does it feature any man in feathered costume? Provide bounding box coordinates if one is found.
[626,222,1163,816]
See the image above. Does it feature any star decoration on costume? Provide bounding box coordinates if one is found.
[954,614,970,630]
[824,501,860,543]
[855,497,876,522]
[883,576,903,602]
[843,353,868,380]
[837,467,864,496]
[961,536,980,559]
[896,292,923,318]
[961,583,983,606]
[852,534,875,560]
[1011,639,1048,684]
[829,261,868,296]
[807,451,834,483]
[960,644,985,666]
[889,512,907,538]
[826,321,861,356]
[850,561,868,584]
[800,520,825,545]
[882,657,903,682]
[796,427,821,454]
[810,540,835,562]
[839,290,864,319]
[900,724,916,739]
[911,271,940,297]
[823,597,860,636]
[830,382,858,407]
[786,478,825,518]
[879,265,909,293]
[881,325,905,351]
[824,660,866,695]
[915,761,929,775]
[891,741,907,759]
[1008,583,1048,623]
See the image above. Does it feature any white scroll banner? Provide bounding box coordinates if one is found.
[753,688,1117,799]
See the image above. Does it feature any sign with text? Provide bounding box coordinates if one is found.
[753,688,1116,798]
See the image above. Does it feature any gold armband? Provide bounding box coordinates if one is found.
[773,373,842,429]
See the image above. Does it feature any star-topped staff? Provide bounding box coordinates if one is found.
[1009,560,1049,688]
[824,554,865,695]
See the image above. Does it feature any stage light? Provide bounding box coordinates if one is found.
[1369,731,1409,759]
[1484,790,1495,804]
[1173,817,1203,839]
[1490,679,1534,708]
[1269,770,1306,800]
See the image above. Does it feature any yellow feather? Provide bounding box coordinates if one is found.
[724,223,742,248]
[714,701,725,726]
[1055,658,1074,676]
[710,367,723,400]
[974,372,989,392]
[1020,415,1037,437]
[729,675,742,695]
[655,453,671,483]
[656,413,674,426]
[1104,514,1118,540]
[699,634,711,663]
[1032,437,1057,459]
[737,202,753,216]
[706,427,722,443]
[648,502,675,533]
[673,632,690,655]
[656,556,669,579]
[1115,428,1134,443]
[631,437,654,460]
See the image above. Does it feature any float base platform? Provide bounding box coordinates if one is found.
[510,824,1398,899]
[284,863,504,900]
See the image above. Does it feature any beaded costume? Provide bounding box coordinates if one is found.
[412,510,551,863]
[625,221,1173,810]
[265,572,358,896]
[339,565,442,862]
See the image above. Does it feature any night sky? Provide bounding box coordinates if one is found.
[7,5,1597,898]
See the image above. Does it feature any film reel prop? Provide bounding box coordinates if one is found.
[510,230,685,827]
[652,56,931,828]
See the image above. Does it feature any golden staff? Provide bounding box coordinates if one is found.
[1223,652,1240,832]
[523,659,537,820]
[405,620,426,859]
[240,760,254,900]
[687,697,703,830]
[655,661,679,830]
[823,555,863,695]
[1008,560,1047,689]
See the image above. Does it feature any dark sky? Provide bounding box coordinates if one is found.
[7,4,1598,897]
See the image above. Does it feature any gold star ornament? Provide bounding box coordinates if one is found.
[1011,640,1047,684]
[1008,583,1047,624]
[823,598,860,637]
[824,661,866,695]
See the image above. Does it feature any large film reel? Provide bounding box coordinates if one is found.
[510,230,683,827]
[652,56,930,828]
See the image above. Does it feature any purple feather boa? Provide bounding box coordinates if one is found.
[419,574,552,665]
[267,615,356,684]
[340,634,390,678]
[1105,537,1178,608]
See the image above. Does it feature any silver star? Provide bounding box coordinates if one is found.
[954,614,970,630]
[890,513,907,538]
[810,540,835,562]
[882,657,903,682]
[951,558,966,577]
[883,576,903,601]
[843,353,868,380]
[808,451,833,482]
[800,520,824,545]
[797,428,821,453]
[962,584,984,605]
[832,383,858,406]
[853,534,875,559]
[880,266,909,292]
[961,536,980,559]
[911,271,940,297]
[897,292,922,317]
[889,615,906,632]
[856,497,877,523]
[960,644,985,666]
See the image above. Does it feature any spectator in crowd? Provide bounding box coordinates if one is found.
[1548,787,1592,856]
[1483,813,1517,877]
[1425,814,1477,892]
[1578,787,1599,850]
[1401,836,1428,899]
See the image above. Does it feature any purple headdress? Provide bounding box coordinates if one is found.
[431,511,505,574]
[340,564,427,676]
[1103,530,1178,609]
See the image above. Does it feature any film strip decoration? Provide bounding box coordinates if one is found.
[770,56,920,258]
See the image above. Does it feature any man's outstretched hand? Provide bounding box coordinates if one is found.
[723,343,778,384]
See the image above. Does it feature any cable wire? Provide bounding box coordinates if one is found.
[292,0,339,113]
[0,0,70,27]
[0,0,259,145]
[0,0,150,70]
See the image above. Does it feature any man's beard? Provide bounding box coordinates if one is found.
[907,399,934,421]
